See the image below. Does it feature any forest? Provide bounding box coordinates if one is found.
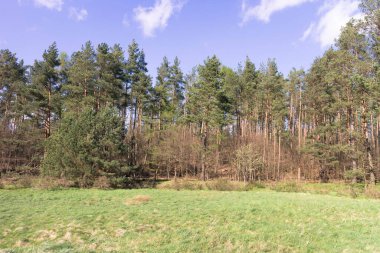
[1,1,380,187]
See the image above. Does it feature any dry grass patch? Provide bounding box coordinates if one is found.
[62,231,72,241]
[35,230,57,241]
[125,195,151,205]
[14,240,30,247]
[156,179,206,190]
[115,228,126,237]
[157,179,256,191]
[364,186,380,199]
[88,243,97,250]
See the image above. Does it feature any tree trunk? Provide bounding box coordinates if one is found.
[298,85,302,152]
[277,132,281,180]
[45,85,52,139]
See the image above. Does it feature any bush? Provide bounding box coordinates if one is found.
[77,175,95,188]
[109,177,125,188]
[243,182,266,191]
[157,179,206,190]
[41,107,126,184]
[34,177,75,190]
[176,179,205,190]
[169,180,185,190]
[344,169,365,182]
[157,179,265,191]
[93,176,111,189]
[364,186,380,199]
[206,179,236,191]
[0,175,33,189]
[109,177,141,189]
[271,182,303,193]
[15,166,40,176]
[16,176,32,188]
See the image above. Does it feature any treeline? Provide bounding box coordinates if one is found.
[1,1,380,186]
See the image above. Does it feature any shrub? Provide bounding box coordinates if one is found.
[155,180,171,189]
[93,176,111,189]
[271,182,303,193]
[157,179,205,190]
[243,182,266,191]
[77,175,94,188]
[234,144,263,183]
[109,177,142,189]
[349,185,359,198]
[157,179,264,191]
[175,179,205,190]
[14,166,40,176]
[0,175,32,189]
[344,169,365,182]
[41,107,126,184]
[206,179,239,191]
[34,177,75,190]
[364,186,380,199]
[17,176,32,188]
[186,180,206,190]
[109,177,125,188]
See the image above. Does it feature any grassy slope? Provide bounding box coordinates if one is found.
[0,189,380,252]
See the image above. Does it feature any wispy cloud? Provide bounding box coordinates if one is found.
[69,7,88,21]
[33,0,63,11]
[122,14,130,28]
[133,0,185,37]
[301,23,315,41]
[240,0,313,25]
[301,0,362,47]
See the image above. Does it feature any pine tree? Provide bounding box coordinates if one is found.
[241,57,258,137]
[95,43,125,110]
[0,50,41,172]
[222,66,241,136]
[64,41,97,111]
[187,55,227,180]
[42,106,126,186]
[256,59,286,179]
[153,56,185,131]
[168,57,185,122]
[125,40,152,167]
[0,49,26,125]
[287,68,305,152]
[30,42,61,138]
[154,56,171,131]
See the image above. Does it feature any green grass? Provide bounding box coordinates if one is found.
[1,188,380,252]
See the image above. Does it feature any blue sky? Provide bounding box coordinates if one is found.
[0,0,362,77]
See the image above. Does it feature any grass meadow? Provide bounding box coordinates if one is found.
[1,186,380,252]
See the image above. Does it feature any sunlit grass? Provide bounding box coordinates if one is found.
[0,188,380,252]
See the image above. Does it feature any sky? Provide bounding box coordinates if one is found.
[0,0,363,78]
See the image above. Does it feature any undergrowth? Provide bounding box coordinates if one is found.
[1,175,380,199]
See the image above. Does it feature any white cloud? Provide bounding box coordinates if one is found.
[301,0,362,47]
[34,0,63,11]
[240,0,313,25]
[301,23,315,41]
[69,7,88,21]
[122,14,130,28]
[133,0,185,37]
